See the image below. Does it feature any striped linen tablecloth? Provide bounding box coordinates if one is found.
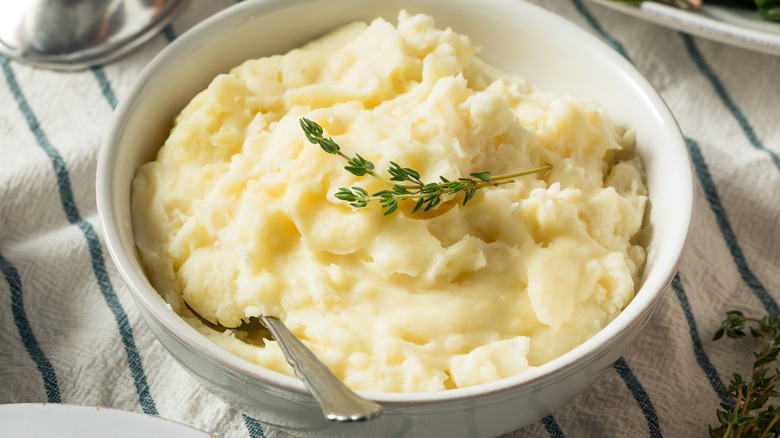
[2,1,779,436]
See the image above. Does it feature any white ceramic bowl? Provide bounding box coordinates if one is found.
[97,0,693,436]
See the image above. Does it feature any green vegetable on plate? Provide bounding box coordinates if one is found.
[609,0,780,21]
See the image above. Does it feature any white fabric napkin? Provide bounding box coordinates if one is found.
[1,0,779,436]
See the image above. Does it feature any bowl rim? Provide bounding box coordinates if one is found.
[97,0,694,405]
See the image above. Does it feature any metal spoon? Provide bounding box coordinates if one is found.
[0,0,184,70]
[186,304,382,422]
[258,315,383,422]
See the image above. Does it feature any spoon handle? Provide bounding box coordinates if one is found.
[259,315,383,422]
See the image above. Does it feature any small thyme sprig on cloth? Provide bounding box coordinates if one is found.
[709,310,780,438]
[299,117,552,215]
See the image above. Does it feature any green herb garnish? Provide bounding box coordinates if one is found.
[610,0,780,22]
[299,117,552,215]
[710,311,780,437]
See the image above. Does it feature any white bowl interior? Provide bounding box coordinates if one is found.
[98,0,692,408]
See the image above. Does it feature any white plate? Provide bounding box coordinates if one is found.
[0,404,213,437]
[588,0,780,56]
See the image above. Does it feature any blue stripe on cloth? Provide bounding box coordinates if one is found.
[687,137,780,314]
[1,54,158,416]
[1,251,62,403]
[163,25,177,43]
[91,66,119,109]
[569,0,631,60]
[541,415,566,438]
[613,357,662,438]
[680,34,780,171]
[670,274,731,404]
[242,415,267,438]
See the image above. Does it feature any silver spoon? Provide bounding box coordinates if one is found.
[258,315,383,422]
[186,304,382,422]
[0,0,184,70]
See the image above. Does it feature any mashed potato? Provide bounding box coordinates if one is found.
[132,11,647,392]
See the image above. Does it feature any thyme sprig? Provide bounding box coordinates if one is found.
[710,311,780,437]
[300,117,552,215]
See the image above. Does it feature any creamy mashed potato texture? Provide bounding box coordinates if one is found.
[132,11,647,392]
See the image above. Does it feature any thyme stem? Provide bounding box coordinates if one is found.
[763,412,780,437]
